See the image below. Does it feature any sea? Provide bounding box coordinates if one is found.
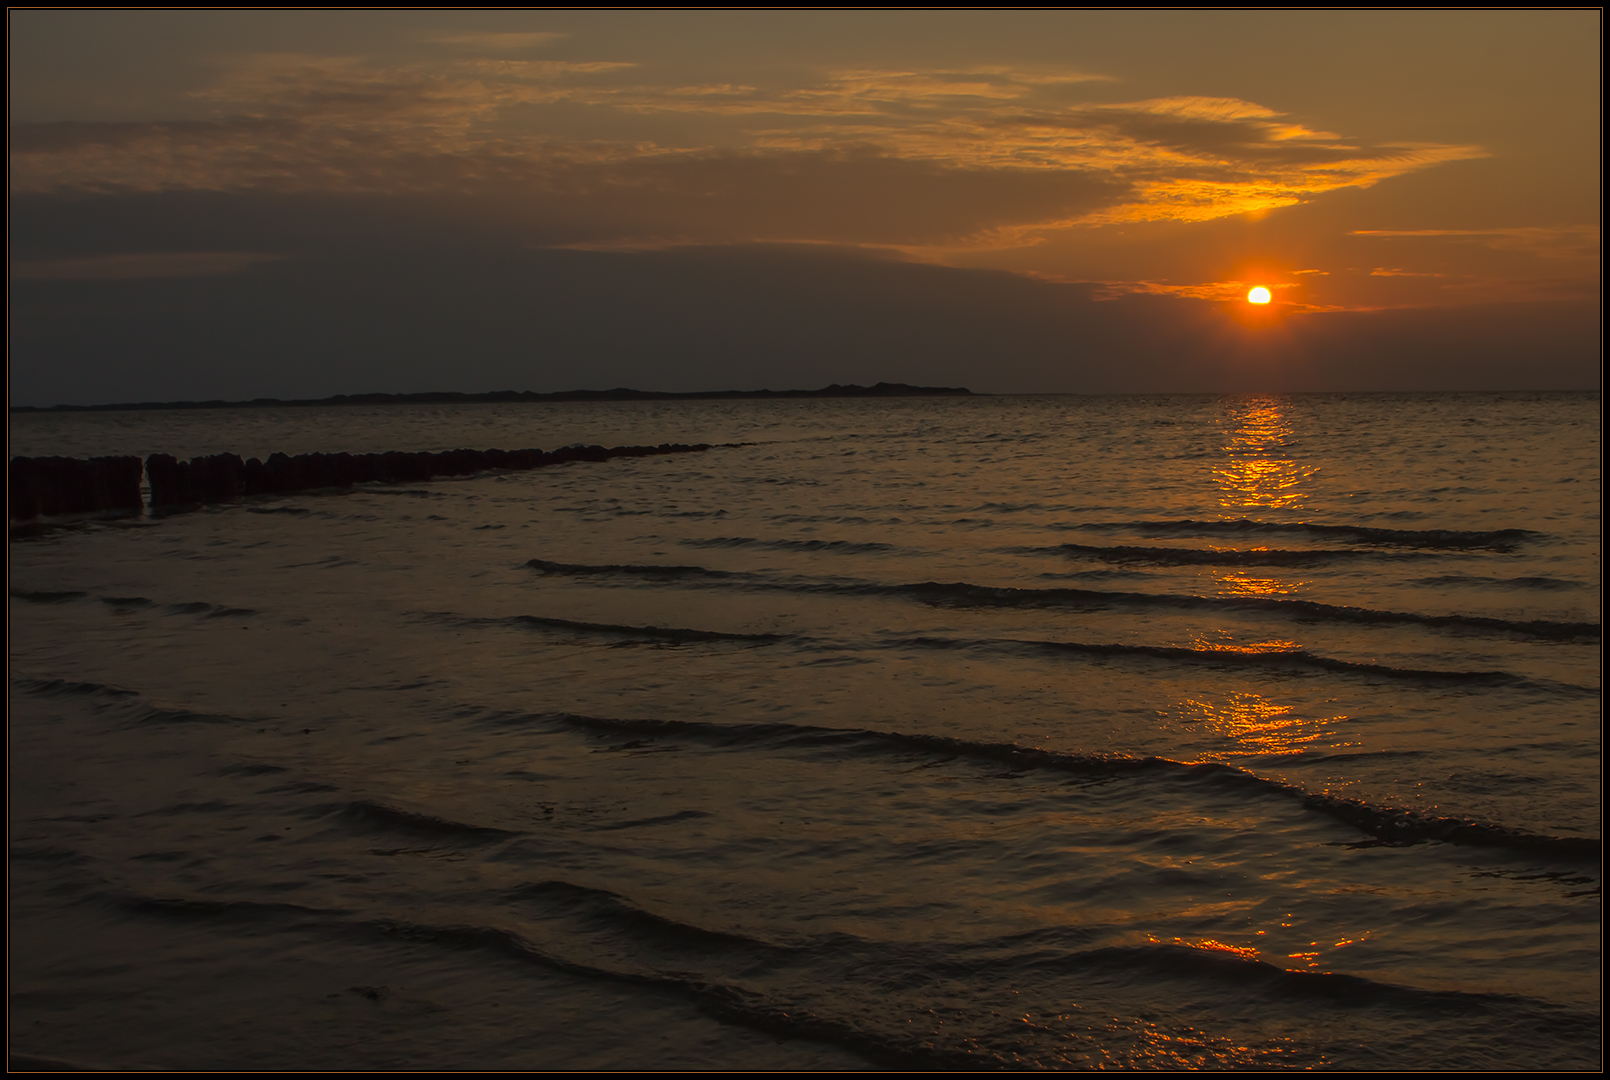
[8,391,1601,1070]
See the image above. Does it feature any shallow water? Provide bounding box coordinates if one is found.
[9,392,1601,1069]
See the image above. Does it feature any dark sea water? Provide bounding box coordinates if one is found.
[8,392,1601,1070]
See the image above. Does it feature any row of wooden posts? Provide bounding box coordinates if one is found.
[8,443,713,522]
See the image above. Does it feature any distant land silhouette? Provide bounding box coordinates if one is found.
[9,382,974,413]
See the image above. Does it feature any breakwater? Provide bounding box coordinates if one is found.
[9,442,712,521]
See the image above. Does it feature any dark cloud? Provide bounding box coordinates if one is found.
[10,228,1597,406]
[9,68,1480,237]
[8,158,1128,256]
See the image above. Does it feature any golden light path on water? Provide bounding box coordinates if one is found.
[1214,397,1316,514]
[1158,397,1364,978]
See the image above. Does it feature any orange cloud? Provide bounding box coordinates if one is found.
[8,52,1487,253]
[1351,226,1599,260]
[1092,279,1316,306]
[422,31,568,51]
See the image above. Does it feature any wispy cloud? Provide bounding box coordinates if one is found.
[1369,267,1444,277]
[1093,279,1308,304]
[9,251,284,280]
[1351,226,1599,260]
[8,52,1486,249]
[422,31,568,51]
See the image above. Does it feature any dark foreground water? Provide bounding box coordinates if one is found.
[8,393,1600,1069]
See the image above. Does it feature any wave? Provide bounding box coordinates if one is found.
[8,1055,107,1072]
[496,877,1590,1025]
[504,879,776,952]
[216,762,289,777]
[355,918,875,1052]
[160,601,258,618]
[508,615,788,645]
[679,535,900,555]
[461,611,1594,691]
[116,892,969,1069]
[13,676,139,698]
[1409,574,1586,591]
[313,799,520,843]
[523,559,1601,641]
[1071,519,1540,549]
[9,593,261,618]
[510,712,1598,860]
[1018,941,1600,1021]
[1019,542,1436,567]
[452,613,1579,690]
[119,883,937,1067]
[588,809,712,831]
[887,635,1589,693]
[122,895,345,921]
[9,589,89,603]
[134,704,250,726]
[12,590,254,617]
[111,883,1601,1070]
[10,680,250,725]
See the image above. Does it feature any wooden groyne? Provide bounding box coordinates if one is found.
[9,443,713,522]
[9,456,145,520]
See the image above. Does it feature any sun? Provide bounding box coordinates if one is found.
[1247,286,1271,304]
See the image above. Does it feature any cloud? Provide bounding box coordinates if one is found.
[7,52,1486,252]
[9,242,1598,405]
[1092,278,1306,304]
[615,68,1117,117]
[422,31,568,51]
[9,251,284,280]
[1351,226,1599,260]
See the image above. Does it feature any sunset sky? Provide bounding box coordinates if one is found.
[9,10,1600,404]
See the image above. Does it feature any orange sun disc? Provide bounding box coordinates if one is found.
[1247,287,1271,304]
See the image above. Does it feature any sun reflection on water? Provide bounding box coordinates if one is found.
[1214,570,1312,597]
[1189,631,1299,654]
[1149,931,1371,978]
[1210,398,1318,598]
[1146,399,1374,998]
[1215,397,1317,513]
[1163,689,1350,758]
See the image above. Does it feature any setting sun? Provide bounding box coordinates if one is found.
[1247,286,1272,304]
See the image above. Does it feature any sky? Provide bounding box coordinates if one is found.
[8,10,1601,405]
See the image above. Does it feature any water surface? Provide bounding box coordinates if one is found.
[9,392,1600,1069]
